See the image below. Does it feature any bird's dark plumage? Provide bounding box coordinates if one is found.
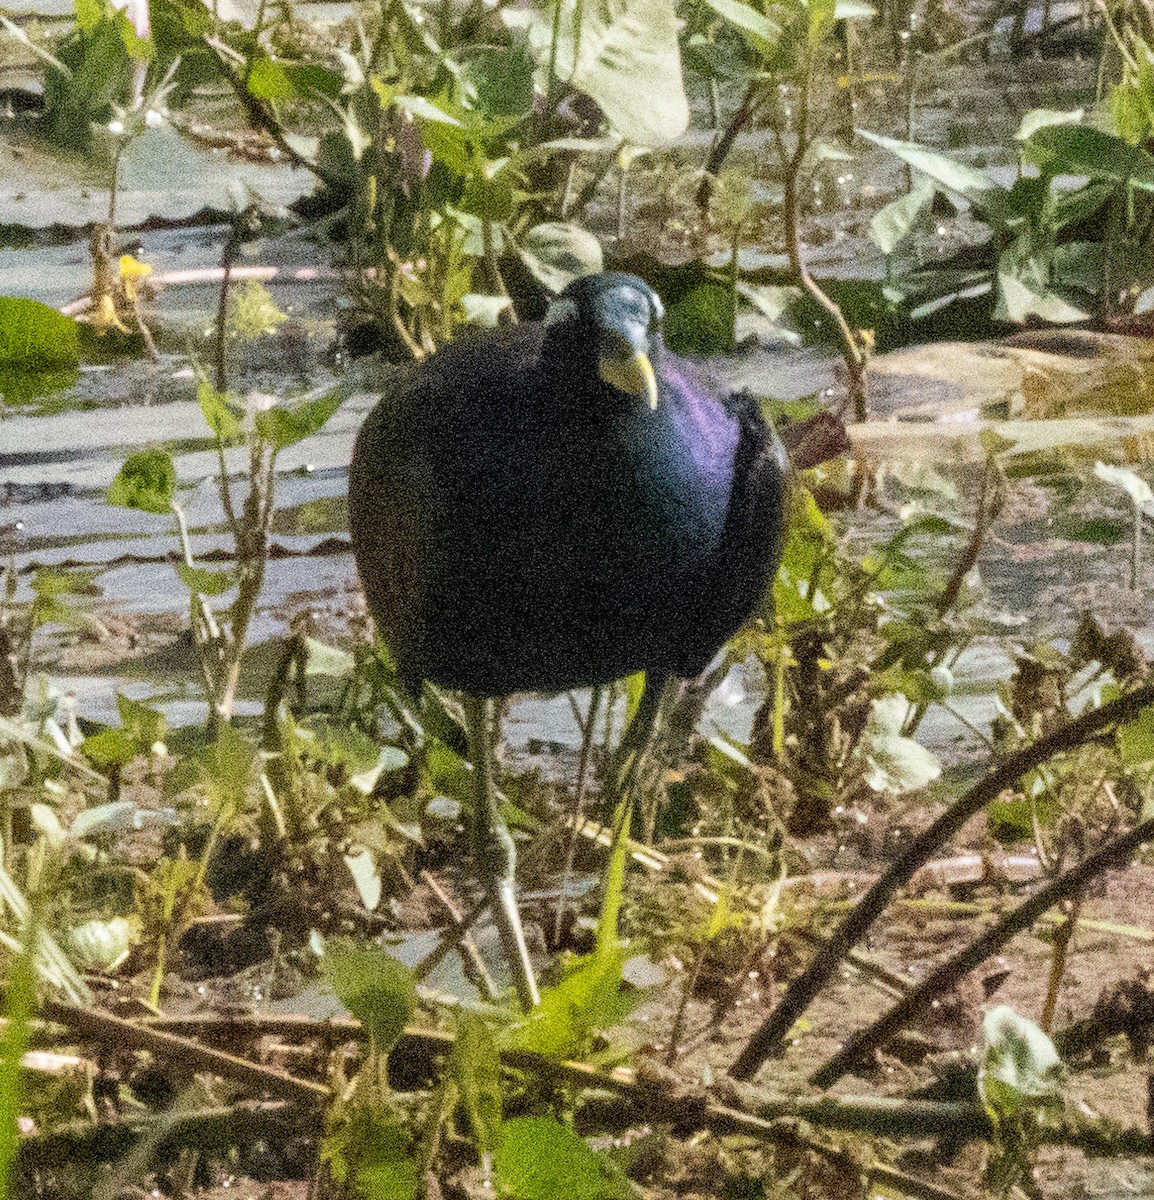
[349,272,788,698]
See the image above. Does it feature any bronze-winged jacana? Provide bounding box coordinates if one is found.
[350,271,788,1008]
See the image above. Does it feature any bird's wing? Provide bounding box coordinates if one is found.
[349,325,549,695]
[668,387,789,677]
[349,368,435,695]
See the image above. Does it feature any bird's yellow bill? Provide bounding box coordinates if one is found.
[599,348,659,410]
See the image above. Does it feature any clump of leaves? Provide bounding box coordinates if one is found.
[744,480,971,836]
[107,364,345,728]
[0,568,100,720]
[979,1005,1066,1193]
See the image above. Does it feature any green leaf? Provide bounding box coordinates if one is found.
[870,179,934,255]
[197,382,243,440]
[464,43,535,118]
[1062,516,1126,544]
[460,294,513,327]
[282,62,344,102]
[996,272,1087,325]
[1094,460,1153,507]
[349,746,409,795]
[503,944,632,1059]
[451,1015,502,1158]
[0,298,79,370]
[519,223,604,293]
[351,1119,419,1200]
[1025,124,1154,190]
[0,931,36,1192]
[175,563,236,596]
[305,720,395,781]
[75,0,102,32]
[858,130,1013,226]
[1052,240,1105,292]
[807,0,837,45]
[395,93,462,126]
[596,805,629,959]
[107,449,176,514]
[80,728,138,769]
[70,800,139,836]
[1117,705,1154,768]
[343,849,382,910]
[704,0,781,50]
[524,0,689,145]
[31,568,99,600]
[301,637,356,678]
[858,696,941,795]
[623,672,646,729]
[191,723,258,814]
[1015,107,1084,142]
[116,693,165,749]
[247,55,294,102]
[979,1005,1063,1121]
[495,1117,632,1200]
[322,946,415,1050]
[421,683,470,756]
[69,916,133,971]
[663,280,735,354]
[833,0,875,15]
[228,280,288,340]
[255,387,346,450]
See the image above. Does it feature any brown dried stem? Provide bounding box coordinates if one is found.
[810,813,1154,1088]
[729,676,1154,1081]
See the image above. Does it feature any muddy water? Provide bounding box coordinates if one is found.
[0,43,1145,768]
[0,294,1018,766]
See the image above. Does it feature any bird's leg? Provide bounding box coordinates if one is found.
[464,694,540,1011]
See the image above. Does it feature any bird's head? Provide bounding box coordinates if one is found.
[543,272,664,412]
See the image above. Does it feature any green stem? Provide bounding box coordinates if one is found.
[604,674,666,812]
[1132,502,1141,589]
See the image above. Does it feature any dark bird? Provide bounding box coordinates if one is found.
[349,271,789,1008]
[350,271,788,699]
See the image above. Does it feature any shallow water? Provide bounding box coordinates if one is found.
[0,32,1145,771]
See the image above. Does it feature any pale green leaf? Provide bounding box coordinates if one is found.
[451,1015,502,1157]
[1015,107,1085,142]
[1095,460,1154,506]
[533,0,689,145]
[322,946,415,1051]
[979,1005,1063,1121]
[704,0,781,49]
[344,849,383,910]
[519,222,604,293]
[859,696,941,794]
[495,1117,631,1200]
[106,449,176,514]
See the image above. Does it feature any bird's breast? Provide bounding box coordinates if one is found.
[473,391,734,581]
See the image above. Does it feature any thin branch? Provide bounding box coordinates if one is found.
[18,1103,300,1170]
[729,676,1154,1081]
[810,813,1154,1088]
[122,1013,1154,1161]
[417,870,497,1001]
[936,456,1002,618]
[42,1001,329,1105]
